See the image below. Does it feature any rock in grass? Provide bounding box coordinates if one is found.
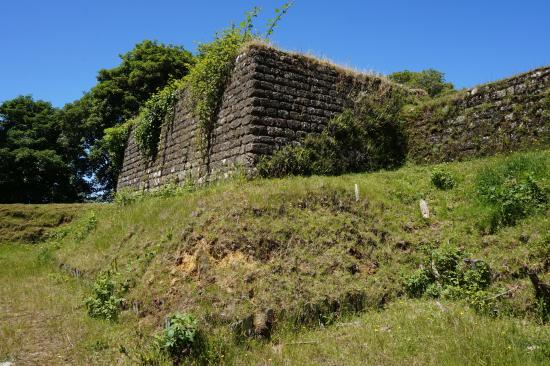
[419,199,430,219]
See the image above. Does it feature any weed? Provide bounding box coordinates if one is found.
[75,211,98,241]
[156,312,204,364]
[36,246,53,265]
[85,272,124,322]
[404,245,496,314]
[404,268,433,298]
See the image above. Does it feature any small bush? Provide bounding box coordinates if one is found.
[388,69,455,97]
[156,313,204,364]
[404,245,495,313]
[431,167,456,190]
[461,261,492,291]
[85,272,124,322]
[404,268,433,298]
[431,245,463,286]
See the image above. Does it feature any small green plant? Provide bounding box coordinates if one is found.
[404,268,433,298]
[156,312,203,363]
[36,246,53,264]
[431,166,456,190]
[85,272,124,322]
[74,211,98,241]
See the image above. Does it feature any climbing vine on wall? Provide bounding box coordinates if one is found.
[133,79,184,159]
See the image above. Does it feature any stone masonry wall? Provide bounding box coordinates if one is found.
[117,44,395,190]
[406,66,550,164]
[118,44,550,191]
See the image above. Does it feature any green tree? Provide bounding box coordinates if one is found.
[62,40,194,196]
[388,69,454,97]
[0,96,86,203]
[88,40,194,194]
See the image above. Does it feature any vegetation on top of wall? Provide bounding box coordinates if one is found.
[184,17,257,154]
[257,84,411,177]
[388,69,455,97]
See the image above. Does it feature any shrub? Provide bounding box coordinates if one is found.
[431,167,456,190]
[85,272,124,322]
[461,260,492,291]
[431,245,463,286]
[258,88,408,177]
[404,245,495,313]
[476,153,549,230]
[156,312,203,363]
[404,268,433,298]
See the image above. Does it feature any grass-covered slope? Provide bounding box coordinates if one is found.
[0,203,87,243]
[58,149,550,324]
[2,149,550,364]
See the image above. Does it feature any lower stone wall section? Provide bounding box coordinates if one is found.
[406,66,550,164]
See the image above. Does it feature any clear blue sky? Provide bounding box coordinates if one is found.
[1,0,549,107]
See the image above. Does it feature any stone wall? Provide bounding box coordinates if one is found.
[118,43,550,191]
[406,66,550,163]
[117,44,397,190]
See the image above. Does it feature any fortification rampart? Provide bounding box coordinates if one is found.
[406,66,550,163]
[118,44,550,191]
[117,45,396,190]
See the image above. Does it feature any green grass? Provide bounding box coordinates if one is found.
[0,203,89,243]
[239,299,550,366]
[0,243,136,365]
[1,149,550,364]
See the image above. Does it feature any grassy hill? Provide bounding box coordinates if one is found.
[2,149,550,365]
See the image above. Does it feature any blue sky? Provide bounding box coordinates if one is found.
[1,0,549,107]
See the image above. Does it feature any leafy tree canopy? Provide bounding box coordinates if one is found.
[0,40,194,202]
[85,40,194,194]
[388,69,454,97]
[0,96,86,203]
